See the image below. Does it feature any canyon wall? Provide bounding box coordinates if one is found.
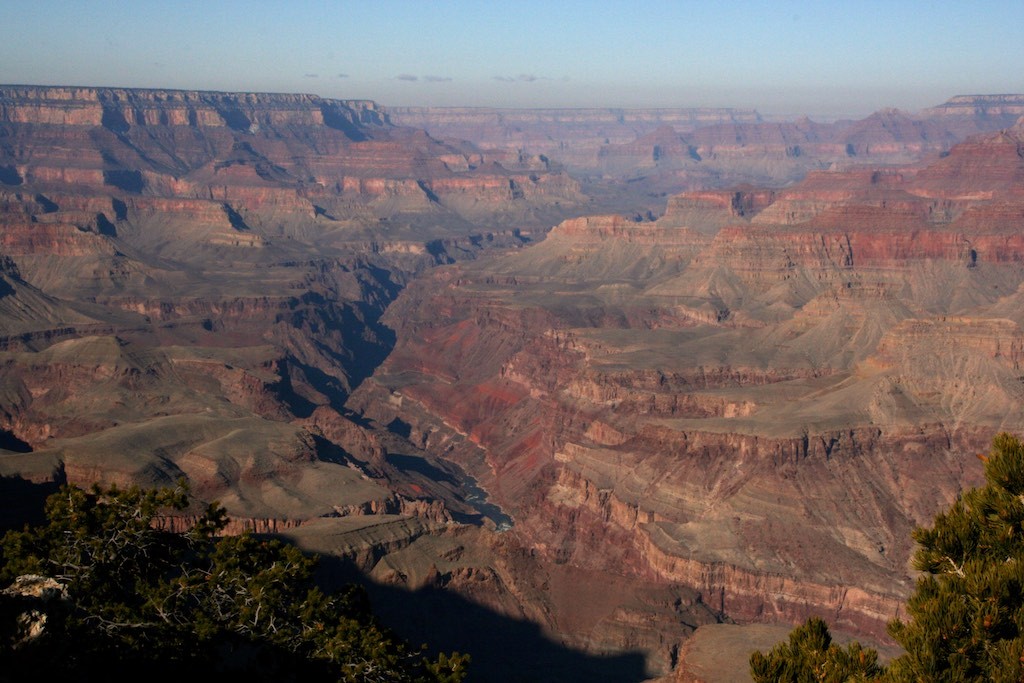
[350,122,1024,654]
[4,85,1024,679]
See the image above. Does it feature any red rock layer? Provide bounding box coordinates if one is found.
[351,124,1024,646]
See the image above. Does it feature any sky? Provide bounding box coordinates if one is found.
[2,0,1023,118]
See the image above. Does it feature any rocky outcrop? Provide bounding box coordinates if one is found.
[1,575,69,649]
[0,85,385,131]
[923,94,1024,121]
[6,83,1024,678]
[353,124,1024,653]
[388,106,762,169]
[0,85,584,255]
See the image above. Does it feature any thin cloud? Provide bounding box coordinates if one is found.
[494,74,545,83]
[396,74,419,81]
[423,75,452,82]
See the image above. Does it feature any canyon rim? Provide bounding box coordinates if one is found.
[2,85,1024,680]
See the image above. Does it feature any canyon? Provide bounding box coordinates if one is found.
[1,85,1023,681]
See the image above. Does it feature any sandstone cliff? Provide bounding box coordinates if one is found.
[0,84,588,519]
[6,84,1024,679]
[350,124,1024,655]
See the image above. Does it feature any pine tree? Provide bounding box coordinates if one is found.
[751,433,1024,682]
[0,481,469,682]
[885,432,1024,682]
[749,616,881,682]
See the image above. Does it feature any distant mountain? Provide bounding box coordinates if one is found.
[353,121,1024,647]
[388,97,1023,209]
[3,84,1024,680]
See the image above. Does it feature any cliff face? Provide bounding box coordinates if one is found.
[388,106,763,171]
[350,123,1024,647]
[0,85,385,129]
[0,85,589,514]
[0,85,584,258]
[923,94,1024,121]
[7,84,1024,678]
[387,101,1019,212]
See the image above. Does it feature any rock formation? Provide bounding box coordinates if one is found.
[350,122,1024,655]
[0,84,590,520]
[3,84,1024,679]
[391,100,1022,219]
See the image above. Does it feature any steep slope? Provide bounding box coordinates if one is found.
[351,123,1024,644]
[1,85,723,680]
[5,85,1024,679]
[0,85,589,517]
[392,99,1022,220]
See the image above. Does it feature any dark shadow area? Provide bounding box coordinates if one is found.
[511,227,532,245]
[416,180,441,204]
[100,106,130,134]
[339,407,374,429]
[222,204,251,231]
[385,417,413,440]
[111,198,128,221]
[342,303,398,390]
[309,434,356,467]
[313,204,338,220]
[277,265,401,410]
[34,194,58,213]
[285,292,399,398]
[311,554,651,683]
[103,169,145,193]
[385,452,457,486]
[319,103,369,141]
[0,165,23,186]
[425,239,455,264]
[0,431,32,453]
[362,262,405,301]
[0,277,14,298]
[267,360,320,419]
[216,107,253,133]
[0,474,60,534]
[95,212,117,237]
[280,357,350,414]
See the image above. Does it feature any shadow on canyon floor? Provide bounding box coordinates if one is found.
[0,477,649,682]
[0,473,61,534]
[313,553,651,683]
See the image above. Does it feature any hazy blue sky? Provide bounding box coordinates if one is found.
[2,0,1022,117]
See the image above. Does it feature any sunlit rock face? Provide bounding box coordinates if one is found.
[0,84,585,515]
[352,122,1024,643]
[4,83,1024,679]
[5,84,716,680]
[388,98,1021,206]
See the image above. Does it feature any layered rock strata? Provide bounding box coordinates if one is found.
[6,85,1024,679]
[351,123,1024,650]
[0,84,588,521]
